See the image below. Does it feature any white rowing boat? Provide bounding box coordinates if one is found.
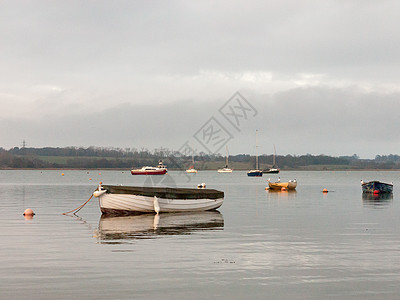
[93,184,224,215]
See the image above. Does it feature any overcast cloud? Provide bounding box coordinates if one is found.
[1,0,400,158]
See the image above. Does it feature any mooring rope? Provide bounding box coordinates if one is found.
[62,193,94,216]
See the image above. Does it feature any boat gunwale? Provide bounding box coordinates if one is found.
[101,184,224,200]
[362,180,393,187]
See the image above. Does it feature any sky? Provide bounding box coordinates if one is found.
[1,0,400,158]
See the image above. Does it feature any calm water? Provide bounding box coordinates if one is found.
[1,170,400,299]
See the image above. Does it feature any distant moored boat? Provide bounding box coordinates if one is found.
[186,151,198,173]
[262,144,280,174]
[247,130,263,177]
[361,180,393,194]
[218,146,233,173]
[268,178,297,190]
[131,160,167,175]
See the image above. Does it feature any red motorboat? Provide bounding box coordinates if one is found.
[131,160,167,175]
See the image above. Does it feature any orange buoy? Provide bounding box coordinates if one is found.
[23,208,34,216]
[61,173,64,176]
[323,188,328,193]
[23,208,35,219]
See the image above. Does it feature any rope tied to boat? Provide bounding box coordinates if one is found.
[63,183,105,216]
[62,192,94,216]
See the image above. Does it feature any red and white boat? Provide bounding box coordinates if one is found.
[131,160,167,175]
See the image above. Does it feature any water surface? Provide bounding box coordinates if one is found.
[1,170,399,299]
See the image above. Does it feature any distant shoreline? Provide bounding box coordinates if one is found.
[2,168,400,171]
[2,147,400,170]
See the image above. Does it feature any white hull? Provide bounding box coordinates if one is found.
[186,169,198,173]
[217,168,233,173]
[99,193,223,214]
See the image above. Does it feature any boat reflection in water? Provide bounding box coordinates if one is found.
[266,189,297,200]
[362,192,393,207]
[96,211,224,243]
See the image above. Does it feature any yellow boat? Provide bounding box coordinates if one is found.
[268,179,297,190]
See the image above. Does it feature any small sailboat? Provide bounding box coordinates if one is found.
[186,152,198,173]
[247,130,263,177]
[218,146,233,173]
[263,145,280,174]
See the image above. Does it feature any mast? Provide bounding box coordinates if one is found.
[225,146,229,167]
[256,130,259,169]
[273,144,276,166]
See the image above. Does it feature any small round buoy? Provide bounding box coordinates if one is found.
[99,173,101,175]
[197,183,206,189]
[23,208,35,216]
[89,178,92,180]
[373,190,380,195]
[323,188,328,193]
[61,173,64,176]
[281,187,287,191]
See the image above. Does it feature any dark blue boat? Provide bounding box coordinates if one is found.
[361,180,393,194]
[247,130,262,177]
[247,170,263,177]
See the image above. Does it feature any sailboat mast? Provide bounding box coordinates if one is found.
[273,144,276,166]
[225,146,229,166]
[256,130,259,169]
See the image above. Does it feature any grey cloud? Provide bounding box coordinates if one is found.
[1,1,400,158]
[1,87,399,158]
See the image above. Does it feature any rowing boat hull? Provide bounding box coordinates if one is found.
[99,194,223,214]
[96,185,224,215]
[361,181,393,193]
[268,181,297,190]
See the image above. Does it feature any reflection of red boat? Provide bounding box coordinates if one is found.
[131,160,167,175]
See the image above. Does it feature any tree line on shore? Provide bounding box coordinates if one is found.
[1,146,400,170]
